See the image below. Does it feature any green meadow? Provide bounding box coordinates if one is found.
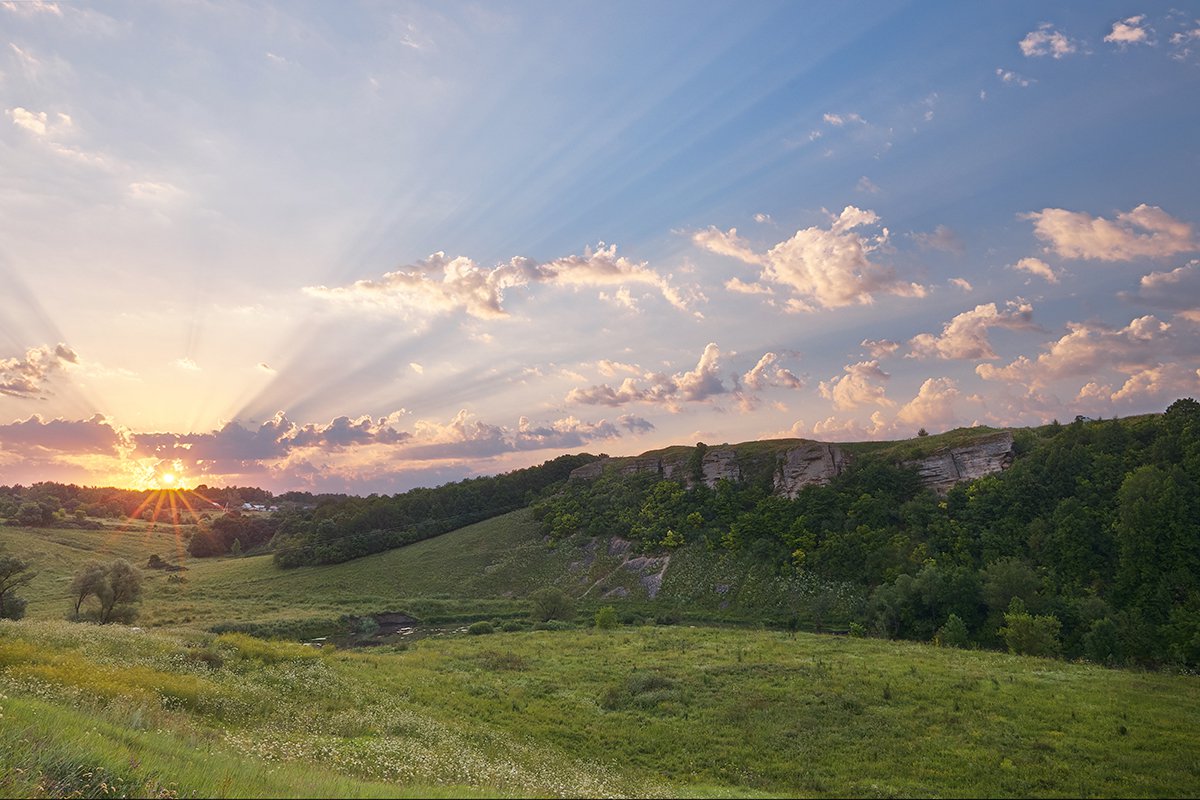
[2,517,1200,797]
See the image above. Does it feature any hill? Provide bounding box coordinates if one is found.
[3,618,1199,797]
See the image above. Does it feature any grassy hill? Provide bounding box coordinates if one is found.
[3,618,1199,798]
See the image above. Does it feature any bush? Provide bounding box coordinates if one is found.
[937,614,971,648]
[1000,598,1061,657]
[848,621,867,637]
[500,620,526,633]
[529,587,575,622]
[595,605,618,629]
[532,620,573,632]
[468,621,495,635]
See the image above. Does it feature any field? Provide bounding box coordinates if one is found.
[3,518,1200,797]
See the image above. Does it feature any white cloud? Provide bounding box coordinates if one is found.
[1019,23,1078,58]
[1121,259,1200,318]
[1105,15,1152,47]
[996,67,1034,87]
[895,377,962,428]
[909,300,1036,360]
[1011,256,1059,283]
[742,352,803,391]
[0,343,77,398]
[566,343,731,410]
[818,360,893,410]
[172,357,200,371]
[861,338,900,358]
[949,277,973,292]
[1,1,63,16]
[697,207,926,310]
[856,176,881,194]
[976,314,1200,394]
[1024,204,1196,261]
[409,362,424,374]
[306,243,693,320]
[724,277,773,295]
[754,212,772,224]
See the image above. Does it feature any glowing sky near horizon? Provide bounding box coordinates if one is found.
[1,0,1198,493]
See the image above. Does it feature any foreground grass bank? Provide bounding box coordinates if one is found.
[2,619,1198,797]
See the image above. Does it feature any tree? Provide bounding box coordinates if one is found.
[595,605,618,629]
[937,613,971,648]
[69,561,109,620]
[529,587,574,622]
[999,597,1061,657]
[70,559,143,624]
[0,552,35,620]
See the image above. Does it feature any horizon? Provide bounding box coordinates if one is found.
[1,1,1198,493]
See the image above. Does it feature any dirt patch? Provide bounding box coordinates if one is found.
[372,612,419,636]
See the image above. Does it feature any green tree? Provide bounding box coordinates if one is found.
[529,587,574,623]
[0,552,35,620]
[71,559,143,624]
[69,561,109,620]
[937,613,971,648]
[595,605,618,629]
[999,597,1062,657]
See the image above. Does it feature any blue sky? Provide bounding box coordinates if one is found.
[1,0,1198,492]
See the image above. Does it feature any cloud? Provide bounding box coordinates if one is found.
[173,357,200,371]
[1,1,63,16]
[566,343,733,410]
[976,314,1200,393]
[823,112,864,126]
[742,352,803,391]
[1011,256,1059,284]
[724,277,773,295]
[861,339,900,358]
[1120,260,1200,318]
[401,409,627,460]
[753,213,772,224]
[617,414,655,434]
[911,224,965,255]
[856,176,881,194]
[818,360,893,410]
[306,243,692,320]
[1105,15,1152,47]
[949,278,973,292]
[696,207,926,310]
[1019,23,1078,58]
[996,68,1034,87]
[895,378,963,428]
[778,411,889,441]
[0,343,77,398]
[909,301,1037,361]
[0,413,124,455]
[1024,204,1196,261]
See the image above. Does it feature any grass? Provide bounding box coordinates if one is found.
[2,619,1198,797]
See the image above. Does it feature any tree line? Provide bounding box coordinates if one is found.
[533,399,1200,668]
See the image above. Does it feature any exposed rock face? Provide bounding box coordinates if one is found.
[773,442,850,498]
[571,432,1016,496]
[905,432,1015,494]
[698,447,741,487]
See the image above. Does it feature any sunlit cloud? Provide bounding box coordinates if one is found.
[1019,23,1078,58]
[1120,259,1200,319]
[818,360,893,410]
[305,243,693,320]
[1011,256,1059,284]
[1105,15,1153,47]
[0,343,77,398]
[695,206,926,310]
[1024,204,1196,261]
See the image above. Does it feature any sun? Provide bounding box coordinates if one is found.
[161,473,177,486]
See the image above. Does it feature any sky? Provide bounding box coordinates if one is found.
[1,0,1199,494]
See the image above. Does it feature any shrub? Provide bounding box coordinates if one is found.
[848,621,867,638]
[532,620,573,632]
[937,614,971,648]
[468,621,495,635]
[1000,598,1061,657]
[595,605,618,629]
[529,587,575,622]
[500,620,525,632]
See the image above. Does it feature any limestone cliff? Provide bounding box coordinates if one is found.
[772,442,851,498]
[902,431,1015,494]
[569,430,1016,495]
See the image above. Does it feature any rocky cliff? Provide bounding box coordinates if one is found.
[569,430,1016,495]
[902,431,1015,494]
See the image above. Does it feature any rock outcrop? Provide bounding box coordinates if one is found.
[571,431,1016,496]
[904,431,1015,494]
[773,442,850,498]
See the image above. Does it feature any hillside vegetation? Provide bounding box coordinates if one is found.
[3,620,1199,798]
